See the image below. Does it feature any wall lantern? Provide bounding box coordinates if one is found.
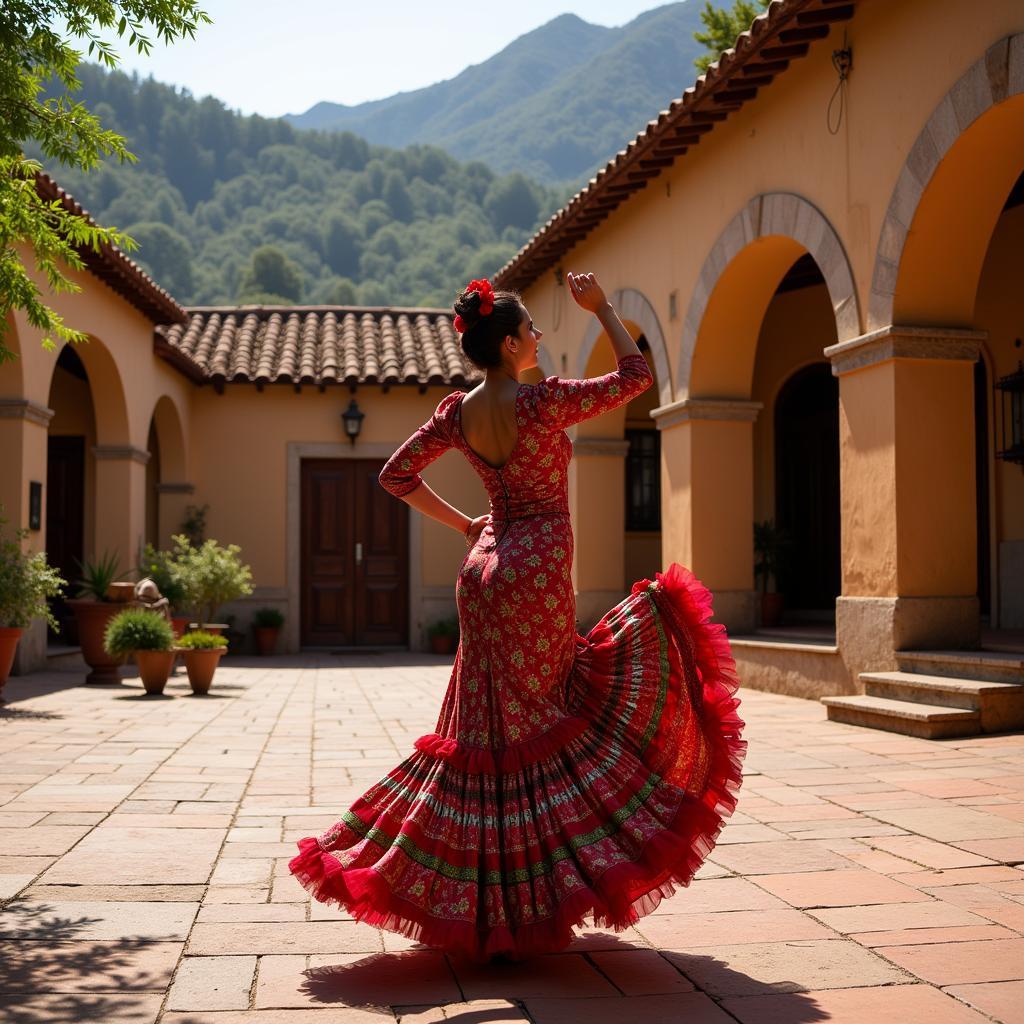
[341,398,365,445]
[995,359,1024,465]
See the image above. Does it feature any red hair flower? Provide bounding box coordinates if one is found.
[453,314,467,333]
[467,278,495,316]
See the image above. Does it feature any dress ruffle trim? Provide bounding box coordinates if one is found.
[288,563,746,961]
[412,714,589,774]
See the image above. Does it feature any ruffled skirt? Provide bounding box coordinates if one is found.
[289,564,745,961]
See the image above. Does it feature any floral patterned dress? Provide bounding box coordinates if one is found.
[290,353,746,960]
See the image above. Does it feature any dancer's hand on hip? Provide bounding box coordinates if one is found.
[465,514,490,547]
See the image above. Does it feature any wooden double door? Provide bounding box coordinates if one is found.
[300,459,408,648]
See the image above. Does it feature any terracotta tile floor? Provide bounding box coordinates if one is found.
[1,653,1023,1023]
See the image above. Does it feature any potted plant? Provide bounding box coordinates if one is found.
[170,534,253,633]
[176,630,228,694]
[68,551,127,684]
[754,520,789,628]
[0,513,65,699]
[139,543,191,640]
[104,609,175,696]
[427,615,459,655]
[252,607,284,655]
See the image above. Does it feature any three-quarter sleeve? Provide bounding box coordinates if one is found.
[378,391,461,497]
[533,353,653,431]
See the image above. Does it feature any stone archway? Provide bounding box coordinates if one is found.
[578,287,672,405]
[869,34,1024,331]
[679,193,860,399]
[146,395,189,549]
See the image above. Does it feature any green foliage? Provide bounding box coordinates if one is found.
[0,512,65,630]
[75,550,122,601]
[694,0,770,73]
[169,534,252,627]
[124,220,194,295]
[176,629,227,650]
[252,607,284,629]
[36,63,566,308]
[103,608,174,654]
[427,615,459,638]
[138,542,187,611]
[237,245,302,303]
[0,1,211,362]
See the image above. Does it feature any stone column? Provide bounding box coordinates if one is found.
[826,325,983,672]
[0,398,55,674]
[155,481,195,550]
[652,397,762,633]
[92,445,149,573]
[570,437,631,629]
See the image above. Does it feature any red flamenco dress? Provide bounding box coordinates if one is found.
[289,353,746,960]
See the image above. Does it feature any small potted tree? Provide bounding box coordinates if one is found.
[68,552,128,684]
[176,630,228,694]
[171,534,253,633]
[252,607,284,656]
[138,543,191,640]
[0,514,65,700]
[427,615,459,655]
[754,520,789,628]
[104,609,175,696]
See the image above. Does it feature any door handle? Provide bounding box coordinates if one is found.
[355,542,363,565]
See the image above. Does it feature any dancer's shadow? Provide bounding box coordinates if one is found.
[300,934,829,1022]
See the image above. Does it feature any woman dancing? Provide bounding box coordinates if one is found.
[290,272,746,961]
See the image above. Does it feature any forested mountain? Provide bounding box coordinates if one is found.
[286,3,706,182]
[40,65,565,308]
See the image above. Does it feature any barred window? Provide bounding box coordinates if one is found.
[625,428,660,531]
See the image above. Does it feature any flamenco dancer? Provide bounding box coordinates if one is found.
[290,272,746,961]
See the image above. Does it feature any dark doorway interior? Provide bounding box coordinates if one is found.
[774,363,841,617]
[975,358,991,620]
[46,435,85,643]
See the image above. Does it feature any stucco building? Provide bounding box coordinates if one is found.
[2,0,1022,734]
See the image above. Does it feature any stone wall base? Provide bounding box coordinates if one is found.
[837,595,980,679]
[11,618,47,676]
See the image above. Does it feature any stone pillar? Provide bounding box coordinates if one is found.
[156,481,195,549]
[570,437,630,629]
[92,445,149,573]
[826,325,982,672]
[652,397,762,633]
[0,398,55,674]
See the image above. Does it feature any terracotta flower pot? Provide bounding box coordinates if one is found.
[182,647,225,694]
[254,626,279,656]
[68,599,125,684]
[171,616,191,641]
[134,649,175,695]
[761,592,784,628]
[107,582,137,603]
[0,626,23,701]
[429,633,456,655]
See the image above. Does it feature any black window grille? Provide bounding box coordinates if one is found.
[625,428,661,531]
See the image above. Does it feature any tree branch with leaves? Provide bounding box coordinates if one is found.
[694,0,770,73]
[0,1,210,363]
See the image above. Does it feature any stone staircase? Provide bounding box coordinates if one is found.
[821,649,1024,739]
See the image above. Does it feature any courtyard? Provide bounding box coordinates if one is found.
[0,657,1022,1023]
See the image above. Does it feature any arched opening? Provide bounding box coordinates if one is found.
[974,168,1024,634]
[623,337,661,584]
[146,419,161,548]
[46,345,95,642]
[145,395,188,550]
[774,362,840,617]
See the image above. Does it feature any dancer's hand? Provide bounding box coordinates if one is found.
[465,514,490,547]
[566,272,610,314]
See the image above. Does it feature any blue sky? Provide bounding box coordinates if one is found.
[95,0,671,118]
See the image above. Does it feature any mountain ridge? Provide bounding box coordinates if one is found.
[286,3,705,183]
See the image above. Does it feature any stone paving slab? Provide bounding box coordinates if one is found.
[1,658,1024,1023]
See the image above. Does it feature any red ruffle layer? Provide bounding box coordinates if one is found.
[289,563,746,961]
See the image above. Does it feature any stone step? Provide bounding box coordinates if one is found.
[861,671,1024,733]
[821,694,980,739]
[896,649,1024,684]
